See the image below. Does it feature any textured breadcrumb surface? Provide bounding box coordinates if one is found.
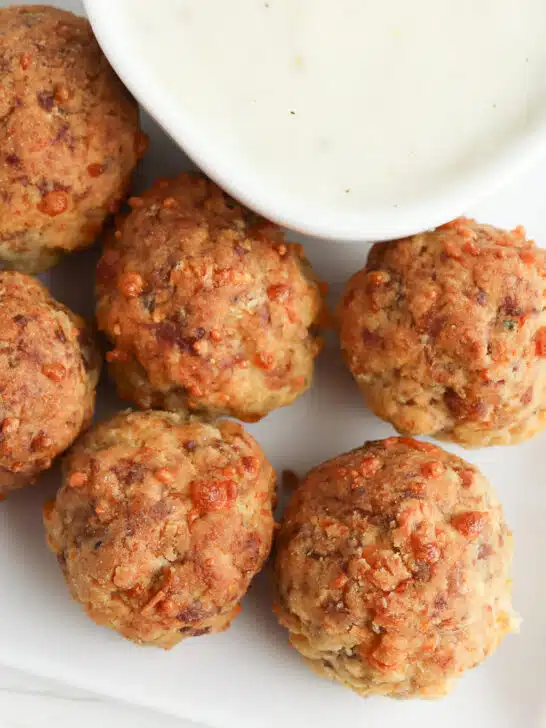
[340,218,546,447]
[275,437,517,698]
[0,271,100,494]
[96,173,323,422]
[0,5,144,273]
[44,410,276,649]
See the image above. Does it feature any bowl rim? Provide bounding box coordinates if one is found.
[84,0,546,242]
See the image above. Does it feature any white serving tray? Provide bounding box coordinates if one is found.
[1,3,546,728]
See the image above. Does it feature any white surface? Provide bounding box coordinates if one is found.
[0,665,197,728]
[85,0,546,241]
[1,3,546,728]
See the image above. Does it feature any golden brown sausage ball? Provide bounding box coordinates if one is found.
[275,437,517,698]
[340,218,546,447]
[96,174,323,422]
[44,410,276,649]
[0,272,100,495]
[0,5,146,273]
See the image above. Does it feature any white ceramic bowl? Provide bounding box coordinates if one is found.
[84,0,546,242]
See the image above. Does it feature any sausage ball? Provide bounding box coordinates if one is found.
[96,174,323,421]
[275,437,517,698]
[340,218,546,447]
[44,410,276,649]
[0,272,100,495]
[0,6,146,273]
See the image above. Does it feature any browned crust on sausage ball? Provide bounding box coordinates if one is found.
[275,437,517,698]
[96,174,323,421]
[44,410,276,649]
[339,218,546,447]
[0,6,145,273]
[0,272,100,494]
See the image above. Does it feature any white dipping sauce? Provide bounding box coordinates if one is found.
[122,0,546,216]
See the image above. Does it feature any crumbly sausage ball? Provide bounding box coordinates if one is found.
[340,218,546,447]
[275,437,517,698]
[96,174,323,421]
[0,272,100,494]
[0,6,146,273]
[44,410,276,649]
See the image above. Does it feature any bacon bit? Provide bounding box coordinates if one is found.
[134,131,149,159]
[330,573,349,590]
[38,190,68,217]
[456,469,474,488]
[1,418,19,435]
[42,363,66,382]
[191,479,238,512]
[118,271,144,298]
[30,433,53,451]
[188,384,203,398]
[20,53,31,70]
[463,240,479,256]
[87,163,105,178]
[155,468,176,485]
[68,471,88,488]
[359,456,381,477]
[412,537,440,564]
[443,239,463,260]
[512,225,527,239]
[254,351,275,370]
[95,501,108,515]
[420,461,445,479]
[267,283,291,302]
[451,511,487,540]
[106,349,130,363]
[519,249,536,265]
[242,456,259,474]
[535,327,546,357]
[162,196,177,209]
[55,84,70,103]
[10,461,24,472]
[367,270,391,286]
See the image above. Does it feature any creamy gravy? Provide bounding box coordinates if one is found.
[121,0,546,218]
